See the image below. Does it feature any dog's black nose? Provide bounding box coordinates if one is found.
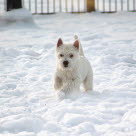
[63,61,69,67]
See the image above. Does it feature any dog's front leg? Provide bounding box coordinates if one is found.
[61,77,81,94]
[54,75,62,91]
[54,75,66,100]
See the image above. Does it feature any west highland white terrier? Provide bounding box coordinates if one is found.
[54,35,93,99]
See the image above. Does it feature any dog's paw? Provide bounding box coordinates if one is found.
[84,90,93,95]
[56,91,65,100]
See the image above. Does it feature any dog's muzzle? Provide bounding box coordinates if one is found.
[63,61,69,67]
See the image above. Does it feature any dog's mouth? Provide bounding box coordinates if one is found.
[64,65,68,68]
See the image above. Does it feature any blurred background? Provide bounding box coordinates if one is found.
[0,0,136,14]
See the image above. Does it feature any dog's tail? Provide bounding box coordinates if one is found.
[74,35,84,56]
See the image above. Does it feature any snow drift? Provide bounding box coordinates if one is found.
[0,11,136,136]
[0,8,35,27]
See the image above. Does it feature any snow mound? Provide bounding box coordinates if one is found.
[0,8,35,27]
[0,12,136,136]
[0,116,44,133]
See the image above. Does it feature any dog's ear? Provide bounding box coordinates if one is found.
[57,38,63,47]
[73,40,79,50]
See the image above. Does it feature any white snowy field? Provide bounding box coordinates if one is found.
[0,10,136,136]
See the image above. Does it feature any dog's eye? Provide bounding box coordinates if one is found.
[60,54,64,57]
[70,54,74,58]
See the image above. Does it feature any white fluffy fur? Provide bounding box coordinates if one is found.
[54,35,93,99]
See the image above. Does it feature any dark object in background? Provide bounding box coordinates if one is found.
[7,0,22,11]
[86,0,95,12]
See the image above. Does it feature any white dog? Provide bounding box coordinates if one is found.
[54,35,93,99]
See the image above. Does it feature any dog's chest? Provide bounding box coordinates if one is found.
[60,71,78,82]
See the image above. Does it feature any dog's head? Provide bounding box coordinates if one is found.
[56,38,80,71]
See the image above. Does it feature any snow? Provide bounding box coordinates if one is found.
[0,9,35,27]
[0,9,136,136]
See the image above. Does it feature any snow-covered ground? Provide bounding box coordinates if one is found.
[0,9,136,136]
